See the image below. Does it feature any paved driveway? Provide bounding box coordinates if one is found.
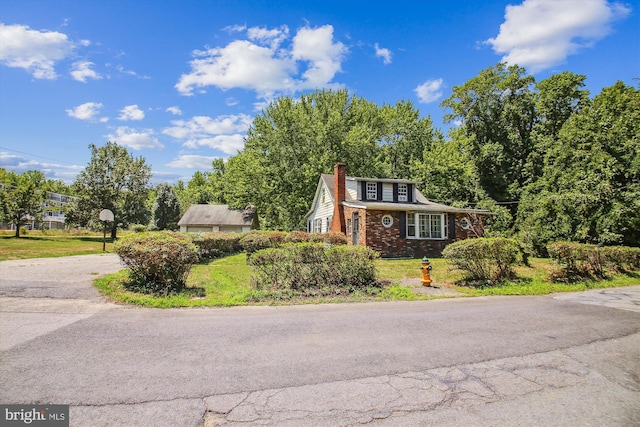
[0,254,123,351]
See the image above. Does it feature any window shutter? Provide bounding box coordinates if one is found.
[408,184,414,203]
[393,183,398,202]
[360,181,367,201]
[377,182,383,201]
[399,211,406,238]
[449,213,456,239]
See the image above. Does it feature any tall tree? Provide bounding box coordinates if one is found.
[381,100,440,179]
[153,183,181,230]
[441,63,536,202]
[0,170,47,237]
[517,81,640,248]
[523,72,591,184]
[68,142,151,238]
[224,89,389,230]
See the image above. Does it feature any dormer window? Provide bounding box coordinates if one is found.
[398,184,408,202]
[366,182,377,200]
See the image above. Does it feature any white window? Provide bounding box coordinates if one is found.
[398,184,408,202]
[407,212,445,239]
[381,215,393,228]
[312,219,322,233]
[367,182,377,200]
[407,214,416,237]
[326,216,332,232]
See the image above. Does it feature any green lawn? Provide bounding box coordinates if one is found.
[0,233,114,260]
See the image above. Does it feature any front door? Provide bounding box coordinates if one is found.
[352,212,359,245]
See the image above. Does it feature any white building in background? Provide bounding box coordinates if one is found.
[40,192,77,230]
[0,187,78,231]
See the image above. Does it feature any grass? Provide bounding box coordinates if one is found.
[0,231,115,260]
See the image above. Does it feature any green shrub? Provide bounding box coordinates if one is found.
[442,238,520,283]
[239,231,279,256]
[548,242,640,281]
[248,243,381,297]
[284,230,311,243]
[240,230,347,259]
[130,224,148,232]
[188,232,243,259]
[114,231,199,295]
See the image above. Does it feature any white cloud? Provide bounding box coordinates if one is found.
[163,114,251,155]
[486,0,631,72]
[107,127,163,150]
[291,25,347,90]
[415,78,444,103]
[66,102,106,121]
[118,104,145,121]
[183,134,245,154]
[175,24,347,98]
[70,60,101,82]
[115,64,150,79]
[247,25,289,49]
[166,106,183,116]
[167,155,223,169]
[0,23,75,79]
[374,43,392,65]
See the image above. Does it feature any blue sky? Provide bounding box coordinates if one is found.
[1,0,638,185]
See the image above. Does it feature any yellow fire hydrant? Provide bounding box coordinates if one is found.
[421,256,432,287]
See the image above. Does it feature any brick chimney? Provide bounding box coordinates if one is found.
[331,162,346,233]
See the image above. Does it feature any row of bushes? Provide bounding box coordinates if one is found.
[248,243,383,297]
[113,230,351,296]
[175,230,349,260]
[547,241,640,281]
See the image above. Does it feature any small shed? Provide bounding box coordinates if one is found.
[178,204,258,233]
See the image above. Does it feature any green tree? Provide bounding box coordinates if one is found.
[153,183,181,230]
[411,129,486,206]
[517,81,640,248]
[0,170,47,237]
[68,142,151,239]
[381,100,440,179]
[441,63,536,202]
[523,72,591,184]
[224,89,389,230]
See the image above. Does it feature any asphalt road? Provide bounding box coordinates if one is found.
[1,254,639,426]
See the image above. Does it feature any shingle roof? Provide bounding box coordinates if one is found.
[178,204,256,226]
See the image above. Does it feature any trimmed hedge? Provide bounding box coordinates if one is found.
[188,232,243,259]
[240,230,347,258]
[442,238,520,282]
[248,242,381,296]
[547,242,640,281]
[114,231,199,295]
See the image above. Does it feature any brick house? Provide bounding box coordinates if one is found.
[304,163,489,258]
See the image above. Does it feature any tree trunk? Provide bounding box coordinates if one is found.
[15,223,20,238]
[110,224,117,240]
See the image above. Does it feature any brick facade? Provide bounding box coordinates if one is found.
[343,208,485,258]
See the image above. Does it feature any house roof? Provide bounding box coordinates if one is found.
[306,173,489,218]
[178,204,255,227]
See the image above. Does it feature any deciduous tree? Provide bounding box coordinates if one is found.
[0,170,47,237]
[68,142,151,239]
